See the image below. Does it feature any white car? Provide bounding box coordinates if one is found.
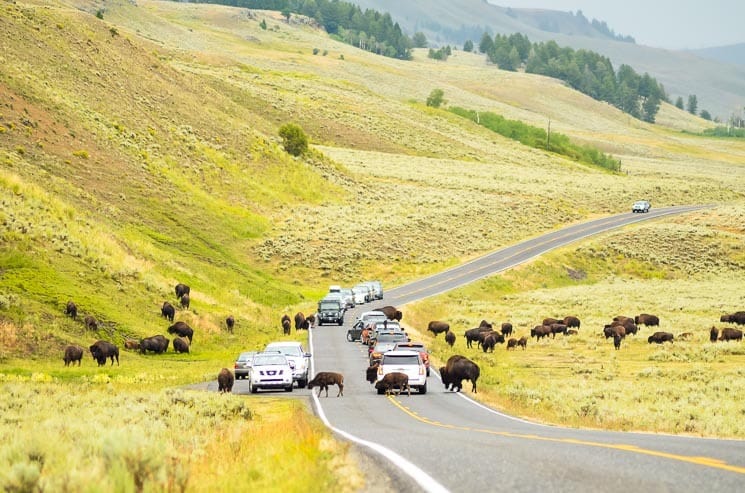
[264,342,311,387]
[351,286,368,305]
[248,352,294,393]
[376,350,427,394]
[353,310,388,330]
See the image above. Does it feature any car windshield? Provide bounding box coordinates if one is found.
[237,352,255,362]
[383,354,420,365]
[269,346,303,357]
[253,355,287,365]
[320,301,340,309]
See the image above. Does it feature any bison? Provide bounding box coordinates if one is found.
[500,322,513,337]
[478,320,493,330]
[377,306,403,321]
[464,326,492,348]
[481,332,504,353]
[613,333,622,350]
[173,336,190,354]
[65,301,77,320]
[123,339,140,351]
[427,321,450,337]
[719,327,743,342]
[365,363,379,384]
[566,329,578,336]
[294,312,306,331]
[563,316,581,329]
[604,325,625,340]
[720,311,745,325]
[89,340,119,366]
[140,335,169,354]
[282,316,291,335]
[506,338,518,350]
[542,317,561,327]
[517,336,528,350]
[180,294,190,310]
[84,315,98,331]
[63,345,83,366]
[307,372,344,397]
[445,330,456,348]
[161,301,175,322]
[217,368,234,393]
[440,355,480,393]
[226,315,235,333]
[167,321,194,343]
[530,325,551,341]
[549,323,567,338]
[648,332,674,344]
[175,283,190,299]
[635,313,660,328]
[710,326,719,343]
[375,372,410,396]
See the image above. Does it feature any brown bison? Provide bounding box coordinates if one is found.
[89,340,119,366]
[294,312,306,331]
[307,372,344,397]
[365,363,379,384]
[440,355,480,393]
[517,336,528,349]
[445,330,456,348]
[613,333,622,350]
[281,316,291,335]
[530,325,551,341]
[427,321,450,337]
[84,315,98,331]
[719,328,743,342]
[140,335,169,354]
[167,321,194,343]
[376,306,403,321]
[161,301,175,322]
[63,345,83,366]
[478,320,493,330]
[611,318,639,336]
[563,316,581,329]
[180,294,190,310]
[464,326,492,348]
[720,311,745,325]
[65,301,77,320]
[604,325,626,340]
[175,283,190,299]
[124,339,140,351]
[507,338,518,350]
[217,368,234,393]
[500,322,513,336]
[481,332,504,352]
[173,337,190,354]
[566,329,578,336]
[226,315,235,333]
[375,372,410,396]
[635,314,660,328]
[710,326,719,343]
[549,323,568,338]
[648,332,674,344]
[542,317,561,327]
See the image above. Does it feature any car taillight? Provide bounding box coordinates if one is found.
[419,366,425,376]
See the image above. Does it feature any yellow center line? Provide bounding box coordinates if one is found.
[386,396,745,475]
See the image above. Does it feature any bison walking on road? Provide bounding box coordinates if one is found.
[308,372,344,397]
[63,345,83,366]
[375,372,410,396]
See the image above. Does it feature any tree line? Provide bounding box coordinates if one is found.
[476,32,665,123]
[180,0,413,60]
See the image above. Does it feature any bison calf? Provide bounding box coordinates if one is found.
[217,368,234,393]
[375,372,410,396]
[308,372,344,397]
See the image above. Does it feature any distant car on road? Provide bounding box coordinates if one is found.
[632,200,651,213]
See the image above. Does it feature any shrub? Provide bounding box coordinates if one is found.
[278,123,308,156]
[426,89,445,108]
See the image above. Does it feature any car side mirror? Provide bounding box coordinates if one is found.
[304,353,311,357]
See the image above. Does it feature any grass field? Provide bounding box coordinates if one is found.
[1,0,744,490]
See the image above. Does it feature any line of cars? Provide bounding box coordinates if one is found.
[234,341,312,393]
[317,280,383,326]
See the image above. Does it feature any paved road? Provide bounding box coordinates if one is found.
[306,205,745,492]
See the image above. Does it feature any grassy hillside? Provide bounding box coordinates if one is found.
[1,0,745,490]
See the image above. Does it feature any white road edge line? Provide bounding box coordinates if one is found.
[309,328,450,493]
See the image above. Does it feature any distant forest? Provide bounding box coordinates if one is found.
[477,33,665,123]
[183,0,413,60]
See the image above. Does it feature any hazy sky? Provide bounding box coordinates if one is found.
[489,1,745,49]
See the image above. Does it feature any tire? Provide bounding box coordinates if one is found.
[346,332,353,342]
[419,382,427,395]
[285,385,293,392]
[377,387,385,395]
[298,377,307,388]
[426,368,430,377]
[250,384,258,394]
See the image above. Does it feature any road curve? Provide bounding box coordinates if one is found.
[308,205,745,492]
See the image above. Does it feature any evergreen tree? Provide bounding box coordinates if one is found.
[675,96,684,110]
[687,95,698,115]
[700,109,712,121]
[479,32,494,54]
[412,32,428,48]
[463,40,474,52]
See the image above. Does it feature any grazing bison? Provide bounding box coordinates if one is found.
[63,345,83,366]
[175,283,190,299]
[377,306,403,321]
[563,316,581,329]
[65,301,77,320]
[140,335,169,354]
[719,328,743,342]
[375,372,410,396]
[500,322,513,337]
[517,336,528,350]
[308,372,344,397]
[226,315,235,333]
[180,294,190,310]
[365,363,379,384]
[84,315,98,331]
[720,311,745,325]
[507,338,518,350]
[604,325,626,340]
[648,332,674,344]
[217,368,234,393]
[464,327,492,348]
[481,332,504,353]
[161,301,175,322]
[167,321,194,343]
[635,313,660,328]
[542,317,561,327]
[89,340,119,366]
[173,336,190,354]
[440,355,480,393]
[610,318,638,336]
[294,312,306,331]
[710,326,719,343]
[549,323,567,338]
[530,325,551,341]
[445,330,456,348]
[124,339,140,351]
[427,321,450,337]
[613,333,622,350]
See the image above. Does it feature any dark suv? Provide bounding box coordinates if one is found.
[317,298,345,326]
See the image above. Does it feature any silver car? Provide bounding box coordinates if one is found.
[234,351,257,380]
[248,352,294,393]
